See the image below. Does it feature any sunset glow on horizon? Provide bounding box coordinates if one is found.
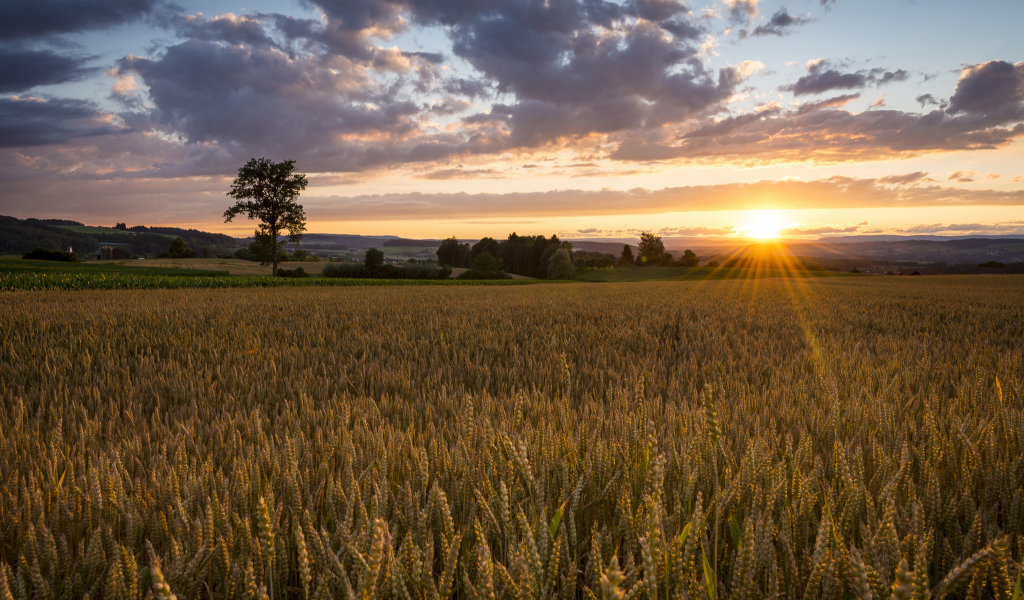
[0,0,1021,239]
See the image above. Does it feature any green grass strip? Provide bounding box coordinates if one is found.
[0,272,543,291]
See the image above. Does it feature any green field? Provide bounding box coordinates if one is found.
[0,257,230,277]
[1,276,1021,600]
[0,258,544,290]
[573,265,850,282]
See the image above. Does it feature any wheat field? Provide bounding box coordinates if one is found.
[1,277,1022,600]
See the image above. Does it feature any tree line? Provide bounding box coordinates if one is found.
[436,233,577,279]
[436,231,701,278]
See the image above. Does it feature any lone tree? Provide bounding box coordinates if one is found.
[224,158,308,277]
[677,249,699,267]
[166,237,196,259]
[364,247,385,273]
[637,232,665,266]
[619,244,634,266]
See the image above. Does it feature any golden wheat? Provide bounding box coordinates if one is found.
[0,277,1022,599]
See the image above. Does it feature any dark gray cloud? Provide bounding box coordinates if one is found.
[682,105,781,138]
[110,0,737,168]
[0,46,98,93]
[794,93,859,114]
[610,63,1024,164]
[117,40,426,163]
[947,60,1024,117]
[161,13,279,49]
[0,0,170,41]
[916,93,940,107]
[1,0,1020,186]
[747,7,811,37]
[781,59,909,96]
[443,2,735,148]
[0,96,127,147]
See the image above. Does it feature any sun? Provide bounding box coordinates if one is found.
[743,210,785,240]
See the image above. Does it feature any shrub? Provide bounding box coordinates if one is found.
[276,267,309,278]
[167,237,197,259]
[322,262,365,278]
[978,261,1006,268]
[547,248,574,279]
[22,247,79,262]
[675,249,699,267]
[471,252,502,272]
[457,269,512,280]
[323,260,451,280]
[401,260,450,279]
[706,260,721,268]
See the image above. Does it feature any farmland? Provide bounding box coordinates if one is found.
[571,265,849,282]
[0,259,533,291]
[1,276,1022,600]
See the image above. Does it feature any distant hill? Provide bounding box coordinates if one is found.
[1,216,239,257]
[243,233,403,249]
[820,234,1024,243]
[1,215,101,255]
[794,237,1024,265]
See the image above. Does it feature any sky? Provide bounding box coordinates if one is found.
[1,0,1022,241]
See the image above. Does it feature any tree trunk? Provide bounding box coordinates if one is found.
[271,228,278,277]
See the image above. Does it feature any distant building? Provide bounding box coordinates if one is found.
[99,246,132,260]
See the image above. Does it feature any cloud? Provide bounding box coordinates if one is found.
[916,93,940,107]
[947,60,1024,117]
[895,222,1024,235]
[612,63,1024,164]
[779,224,861,235]
[747,7,811,38]
[446,5,735,148]
[419,168,503,180]
[1,2,1022,185]
[0,96,128,147]
[0,0,169,41]
[115,39,445,171]
[986,173,1000,179]
[794,93,859,114]
[70,1,742,172]
[947,170,976,183]
[0,46,100,93]
[161,13,281,50]
[878,172,929,185]
[781,59,909,96]
[287,177,1024,221]
[656,226,736,236]
[724,0,759,23]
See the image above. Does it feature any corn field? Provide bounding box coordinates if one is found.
[1,277,1023,600]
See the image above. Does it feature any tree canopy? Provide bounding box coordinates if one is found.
[547,248,574,279]
[364,247,385,272]
[166,237,196,259]
[619,244,634,266]
[224,158,307,277]
[436,237,471,268]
